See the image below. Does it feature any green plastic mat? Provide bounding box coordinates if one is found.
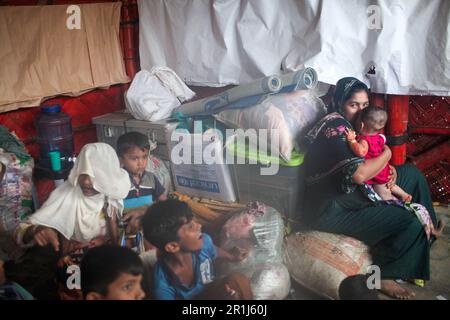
[226,140,304,167]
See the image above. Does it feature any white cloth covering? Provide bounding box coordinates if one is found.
[28,143,131,242]
[138,0,449,95]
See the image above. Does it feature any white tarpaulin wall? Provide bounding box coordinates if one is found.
[138,0,449,95]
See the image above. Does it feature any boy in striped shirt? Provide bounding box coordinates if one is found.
[117,132,167,253]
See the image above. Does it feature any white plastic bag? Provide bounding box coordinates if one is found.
[250,263,291,300]
[126,67,195,121]
[146,155,173,196]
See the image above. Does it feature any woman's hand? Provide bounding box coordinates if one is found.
[387,165,397,189]
[0,260,6,286]
[61,240,82,256]
[353,144,392,184]
[122,208,146,234]
[0,163,5,182]
[382,144,392,160]
[33,226,60,252]
[88,236,108,248]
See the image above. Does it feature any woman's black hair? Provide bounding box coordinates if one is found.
[80,245,144,298]
[331,77,370,113]
[142,199,193,251]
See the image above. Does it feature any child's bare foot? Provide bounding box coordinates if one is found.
[390,184,412,202]
[402,194,412,202]
[431,219,446,238]
[379,280,416,300]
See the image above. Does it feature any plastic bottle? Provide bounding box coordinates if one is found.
[35,105,74,169]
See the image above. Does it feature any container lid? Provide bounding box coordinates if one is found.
[226,140,304,167]
[41,105,61,113]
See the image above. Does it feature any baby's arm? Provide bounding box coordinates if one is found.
[345,128,369,157]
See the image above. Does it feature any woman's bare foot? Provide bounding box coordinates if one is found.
[379,280,416,300]
[0,260,6,286]
[431,220,446,238]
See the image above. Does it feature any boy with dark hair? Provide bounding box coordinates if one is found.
[0,260,34,300]
[338,274,379,300]
[116,132,167,253]
[81,245,145,300]
[142,199,253,300]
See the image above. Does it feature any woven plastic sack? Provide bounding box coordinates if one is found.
[283,231,373,300]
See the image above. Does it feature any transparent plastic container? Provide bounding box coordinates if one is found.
[35,105,73,169]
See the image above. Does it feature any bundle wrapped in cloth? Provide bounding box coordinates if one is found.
[0,126,34,233]
[217,89,327,161]
[216,202,291,300]
[170,191,245,226]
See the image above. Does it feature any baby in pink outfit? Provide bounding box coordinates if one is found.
[345,106,412,202]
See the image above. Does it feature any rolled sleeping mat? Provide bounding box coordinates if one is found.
[213,94,270,114]
[278,67,318,93]
[176,75,282,116]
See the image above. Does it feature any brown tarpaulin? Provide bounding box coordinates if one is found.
[0,2,130,113]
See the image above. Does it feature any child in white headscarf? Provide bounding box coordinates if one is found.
[15,143,131,253]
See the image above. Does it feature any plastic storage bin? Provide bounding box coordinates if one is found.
[227,141,305,222]
[92,112,179,162]
[125,118,179,161]
[92,111,134,149]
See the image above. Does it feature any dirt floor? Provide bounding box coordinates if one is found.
[2,206,448,300]
[287,204,450,300]
[394,205,450,300]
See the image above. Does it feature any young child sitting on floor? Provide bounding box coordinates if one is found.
[142,199,253,300]
[81,245,145,300]
[117,132,167,253]
[345,106,412,202]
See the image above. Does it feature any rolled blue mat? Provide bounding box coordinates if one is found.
[176,75,282,116]
[189,94,269,116]
[220,68,319,112]
[278,67,318,93]
[214,94,269,113]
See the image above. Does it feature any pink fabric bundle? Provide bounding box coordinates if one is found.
[221,202,265,241]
